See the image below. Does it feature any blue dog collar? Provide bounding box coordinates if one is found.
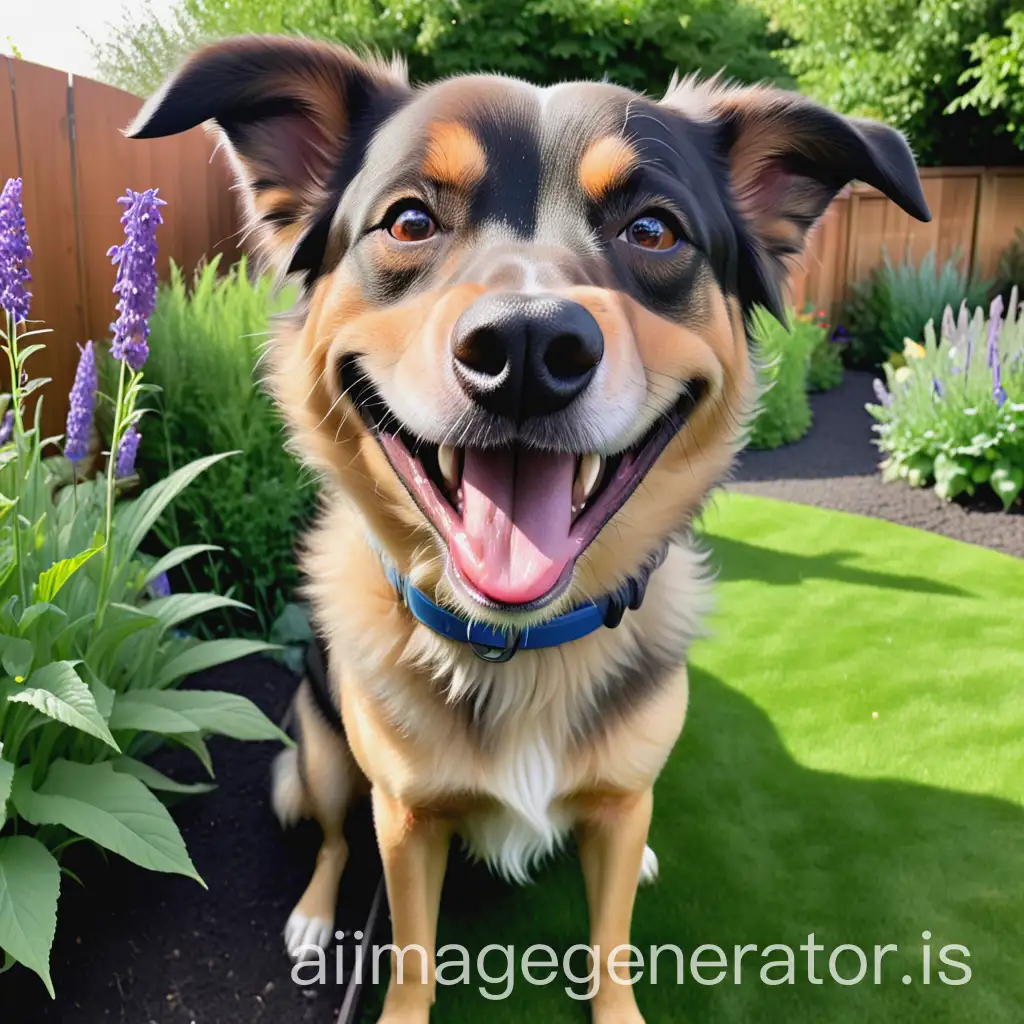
[384,544,667,663]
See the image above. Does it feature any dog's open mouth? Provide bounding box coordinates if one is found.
[342,356,706,609]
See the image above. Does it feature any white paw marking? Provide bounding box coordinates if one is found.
[284,912,334,962]
[639,844,659,886]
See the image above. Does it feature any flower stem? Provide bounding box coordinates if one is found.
[94,357,127,632]
[5,311,27,606]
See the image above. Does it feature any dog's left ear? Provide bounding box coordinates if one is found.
[663,82,931,318]
[128,35,411,280]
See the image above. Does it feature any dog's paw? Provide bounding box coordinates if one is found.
[639,844,659,886]
[284,912,334,962]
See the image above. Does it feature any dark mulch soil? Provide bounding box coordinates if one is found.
[1,656,379,1024]
[731,371,1024,558]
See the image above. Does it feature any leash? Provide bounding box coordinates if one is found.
[384,543,668,663]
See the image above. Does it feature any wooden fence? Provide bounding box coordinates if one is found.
[788,167,1024,320]
[0,57,239,435]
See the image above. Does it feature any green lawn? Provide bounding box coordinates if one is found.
[362,493,1024,1023]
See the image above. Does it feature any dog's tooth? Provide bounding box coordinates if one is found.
[437,444,458,489]
[579,453,603,500]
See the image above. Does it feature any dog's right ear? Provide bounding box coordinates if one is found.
[128,35,410,280]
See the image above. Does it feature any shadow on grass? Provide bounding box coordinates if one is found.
[365,668,1023,1024]
[707,536,970,598]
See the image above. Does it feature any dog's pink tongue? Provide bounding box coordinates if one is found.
[451,448,576,604]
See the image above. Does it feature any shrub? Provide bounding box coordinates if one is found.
[800,307,846,392]
[102,257,314,638]
[868,292,1024,509]
[991,227,1024,301]
[748,307,816,449]
[0,179,285,994]
[844,250,992,368]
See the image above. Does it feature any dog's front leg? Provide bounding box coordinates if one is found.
[373,786,451,1024]
[577,788,653,1024]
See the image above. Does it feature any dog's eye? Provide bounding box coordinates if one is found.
[622,215,678,252]
[387,205,437,243]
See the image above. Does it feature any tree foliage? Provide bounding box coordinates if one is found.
[755,0,1020,164]
[92,0,789,100]
[950,10,1024,150]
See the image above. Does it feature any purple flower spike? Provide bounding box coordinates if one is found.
[932,376,945,399]
[0,178,32,323]
[872,378,892,407]
[108,188,166,372]
[0,409,13,445]
[941,305,956,342]
[115,423,141,478]
[993,362,1008,408]
[149,571,172,598]
[987,295,1004,369]
[65,341,98,464]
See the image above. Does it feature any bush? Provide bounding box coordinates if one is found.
[93,0,791,99]
[103,257,314,638]
[991,227,1024,301]
[868,292,1024,509]
[844,250,993,369]
[799,307,846,392]
[0,179,284,994]
[748,307,816,449]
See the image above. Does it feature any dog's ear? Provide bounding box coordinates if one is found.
[662,80,930,318]
[128,35,410,280]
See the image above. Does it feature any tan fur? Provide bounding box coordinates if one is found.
[578,135,639,201]
[421,120,488,191]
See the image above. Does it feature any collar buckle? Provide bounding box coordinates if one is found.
[470,628,522,663]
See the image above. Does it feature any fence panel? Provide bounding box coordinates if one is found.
[789,167,1024,321]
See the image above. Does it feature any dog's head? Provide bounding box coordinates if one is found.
[132,37,929,624]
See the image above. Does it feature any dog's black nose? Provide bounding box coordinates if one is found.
[452,294,604,421]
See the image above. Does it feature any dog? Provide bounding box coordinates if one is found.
[131,36,929,1022]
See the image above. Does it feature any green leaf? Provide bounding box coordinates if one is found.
[0,836,59,997]
[11,761,203,883]
[109,689,287,743]
[142,544,221,585]
[145,593,250,633]
[111,756,216,795]
[116,453,237,561]
[109,693,197,734]
[169,732,214,777]
[87,604,157,667]
[1,637,33,679]
[154,639,278,689]
[0,757,12,828]
[34,546,102,603]
[15,343,47,367]
[17,602,66,636]
[990,461,1024,511]
[8,662,119,751]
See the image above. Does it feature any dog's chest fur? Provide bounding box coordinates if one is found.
[307,517,710,882]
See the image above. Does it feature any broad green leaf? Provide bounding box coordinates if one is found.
[0,757,12,827]
[17,602,66,636]
[142,544,221,585]
[11,761,202,883]
[109,693,197,734]
[991,462,1024,511]
[169,732,214,777]
[8,662,119,751]
[1,637,32,679]
[87,604,157,667]
[111,756,216,795]
[154,639,278,689]
[34,546,102,603]
[0,836,59,997]
[144,593,249,633]
[108,689,287,743]
[90,676,115,721]
[116,453,237,561]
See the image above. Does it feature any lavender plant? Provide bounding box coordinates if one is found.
[868,291,1024,509]
[0,179,287,996]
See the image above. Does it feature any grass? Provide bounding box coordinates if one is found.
[361,493,1024,1023]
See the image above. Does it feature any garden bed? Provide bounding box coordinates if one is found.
[1,656,375,1024]
[732,371,1024,558]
